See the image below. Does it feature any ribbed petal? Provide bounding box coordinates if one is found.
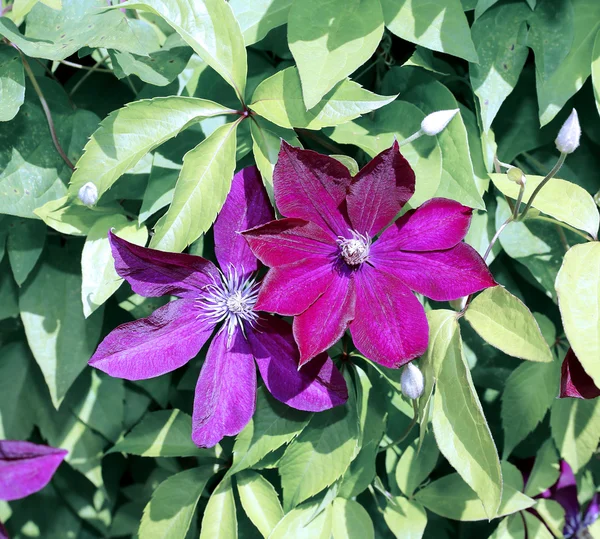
[214,166,274,277]
[0,441,67,501]
[349,266,428,368]
[89,299,214,380]
[372,243,495,301]
[560,348,600,399]
[192,327,256,448]
[375,198,473,252]
[273,141,352,237]
[249,316,348,411]
[346,141,415,236]
[109,231,220,299]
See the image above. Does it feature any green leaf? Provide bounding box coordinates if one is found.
[381,0,478,62]
[534,499,565,538]
[395,431,439,497]
[236,471,283,538]
[331,498,374,539]
[150,120,239,252]
[110,409,211,457]
[288,0,384,109]
[81,215,148,317]
[524,440,560,498]
[555,242,600,385]
[0,258,18,320]
[0,44,25,122]
[431,312,502,518]
[465,286,553,362]
[522,512,553,539]
[249,67,396,130]
[490,173,600,238]
[230,0,292,46]
[382,497,427,539]
[7,217,46,286]
[269,500,333,539]
[69,97,235,201]
[469,2,529,131]
[488,514,525,539]
[120,0,247,101]
[550,397,600,472]
[140,466,212,539]
[200,476,238,539]
[593,30,600,117]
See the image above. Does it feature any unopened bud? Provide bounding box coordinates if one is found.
[421,109,459,136]
[555,109,580,154]
[401,363,424,400]
[507,167,524,184]
[78,182,98,206]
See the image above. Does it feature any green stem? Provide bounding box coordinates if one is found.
[520,153,567,220]
[512,178,526,220]
[378,400,419,452]
[69,54,109,97]
[398,129,423,147]
[59,59,113,73]
[531,216,594,242]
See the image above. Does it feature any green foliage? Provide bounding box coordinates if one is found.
[0,44,25,122]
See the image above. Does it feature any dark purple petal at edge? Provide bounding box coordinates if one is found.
[560,348,600,399]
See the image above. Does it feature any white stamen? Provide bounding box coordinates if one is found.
[337,230,371,266]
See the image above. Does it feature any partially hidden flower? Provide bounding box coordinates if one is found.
[243,141,495,367]
[559,347,600,399]
[89,166,348,448]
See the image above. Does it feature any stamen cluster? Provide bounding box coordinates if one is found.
[336,230,371,266]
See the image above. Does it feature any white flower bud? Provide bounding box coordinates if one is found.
[78,182,98,206]
[555,109,580,154]
[420,109,459,136]
[401,363,424,400]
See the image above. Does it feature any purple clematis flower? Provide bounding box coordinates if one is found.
[243,142,495,367]
[560,348,600,400]
[88,166,348,448]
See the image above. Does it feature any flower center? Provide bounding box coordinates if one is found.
[337,230,371,266]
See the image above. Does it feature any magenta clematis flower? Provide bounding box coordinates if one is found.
[243,142,495,367]
[560,348,600,399]
[88,166,348,448]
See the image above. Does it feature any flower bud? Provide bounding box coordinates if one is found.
[555,109,580,154]
[507,167,524,184]
[421,109,459,136]
[78,182,98,206]
[401,362,424,400]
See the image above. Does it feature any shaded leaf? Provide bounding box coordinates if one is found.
[0,44,25,122]
[332,498,374,539]
[230,0,292,46]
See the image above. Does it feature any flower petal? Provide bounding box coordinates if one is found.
[372,243,495,301]
[192,327,256,448]
[0,441,67,501]
[248,316,348,411]
[346,141,415,236]
[349,266,428,368]
[293,270,355,365]
[375,198,473,252]
[274,141,352,237]
[0,521,8,539]
[560,347,600,399]
[214,166,274,277]
[243,218,337,267]
[89,299,214,380]
[551,461,580,522]
[109,231,220,298]
[584,493,600,528]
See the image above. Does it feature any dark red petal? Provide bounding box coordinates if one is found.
[560,348,600,399]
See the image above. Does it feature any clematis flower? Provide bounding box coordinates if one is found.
[243,142,495,367]
[559,347,600,399]
[88,166,347,448]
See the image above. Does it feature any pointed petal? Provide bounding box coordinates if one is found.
[0,441,67,501]
[109,231,220,298]
[192,328,256,448]
[350,266,428,368]
[293,270,355,364]
[560,348,600,399]
[274,141,352,237]
[243,218,337,267]
[552,461,580,521]
[89,299,214,380]
[372,243,495,301]
[214,166,274,277]
[375,198,473,252]
[584,493,600,528]
[249,317,348,411]
[346,141,415,236]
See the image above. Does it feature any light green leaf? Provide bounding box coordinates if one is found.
[140,466,213,539]
[69,97,235,201]
[269,500,333,539]
[550,397,600,472]
[593,30,600,117]
[7,217,46,286]
[330,155,360,176]
[81,215,148,317]
[381,0,478,62]
[555,242,600,385]
[139,153,181,224]
[332,498,374,539]
[289,0,384,109]
[0,44,25,122]
[382,497,427,539]
[534,499,565,538]
[524,440,560,497]
[489,514,525,539]
[120,0,247,101]
[249,67,396,130]
[465,286,553,362]
[431,312,502,518]
[109,409,210,458]
[395,432,439,497]
[522,512,554,539]
[150,120,239,252]
[230,0,292,45]
[490,173,600,238]
[200,476,237,539]
[236,471,283,538]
